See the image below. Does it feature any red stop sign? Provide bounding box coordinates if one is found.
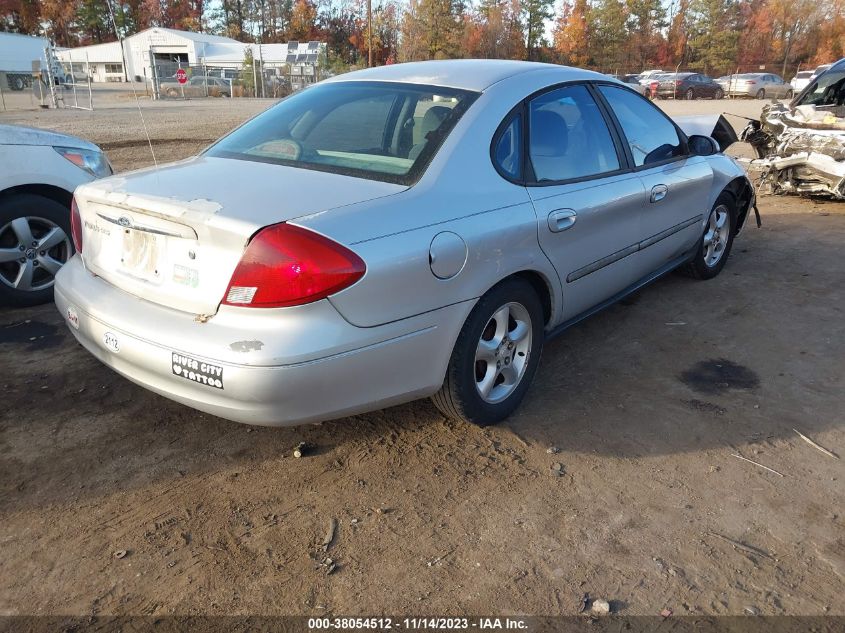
[176,68,187,84]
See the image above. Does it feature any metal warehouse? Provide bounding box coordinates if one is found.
[55,28,323,84]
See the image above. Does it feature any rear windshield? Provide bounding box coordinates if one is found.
[205,81,478,185]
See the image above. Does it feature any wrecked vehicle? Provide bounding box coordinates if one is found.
[54,61,755,428]
[741,58,845,198]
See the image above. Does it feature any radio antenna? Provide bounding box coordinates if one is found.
[104,0,157,167]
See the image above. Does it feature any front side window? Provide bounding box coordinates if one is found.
[599,85,684,167]
[527,84,620,183]
[206,81,478,184]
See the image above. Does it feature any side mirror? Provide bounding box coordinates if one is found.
[688,134,720,156]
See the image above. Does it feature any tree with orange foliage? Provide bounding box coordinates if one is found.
[553,0,590,66]
[813,0,845,64]
[0,0,42,35]
[287,0,318,40]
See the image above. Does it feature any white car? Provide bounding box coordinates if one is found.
[791,70,814,94]
[0,124,111,306]
[637,70,664,85]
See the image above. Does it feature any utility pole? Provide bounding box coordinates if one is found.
[368,0,373,67]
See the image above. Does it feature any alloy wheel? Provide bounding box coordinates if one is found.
[474,302,533,404]
[702,205,731,268]
[0,216,71,292]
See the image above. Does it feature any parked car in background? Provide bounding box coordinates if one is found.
[162,75,231,98]
[0,124,111,306]
[636,69,664,85]
[56,60,754,428]
[790,70,814,93]
[722,73,793,99]
[607,74,650,97]
[655,73,724,99]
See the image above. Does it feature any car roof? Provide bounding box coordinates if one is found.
[322,60,603,92]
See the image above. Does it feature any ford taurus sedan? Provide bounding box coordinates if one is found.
[55,60,755,427]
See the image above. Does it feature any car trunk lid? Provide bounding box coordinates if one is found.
[73,156,406,315]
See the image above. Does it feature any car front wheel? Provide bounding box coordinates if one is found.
[678,192,737,280]
[0,194,74,307]
[685,88,695,100]
[432,277,544,427]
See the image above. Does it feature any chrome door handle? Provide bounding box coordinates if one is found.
[547,209,577,233]
[650,184,669,203]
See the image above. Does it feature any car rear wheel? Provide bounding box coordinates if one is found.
[685,88,695,100]
[756,88,766,99]
[714,88,724,99]
[786,89,794,99]
[678,192,737,280]
[432,277,544,427]
[0,194,73,307]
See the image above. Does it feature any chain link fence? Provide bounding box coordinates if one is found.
[150,60,322,101]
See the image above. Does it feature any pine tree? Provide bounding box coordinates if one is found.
[523,0,553,60]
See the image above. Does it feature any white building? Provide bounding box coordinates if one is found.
[56,27,323,83]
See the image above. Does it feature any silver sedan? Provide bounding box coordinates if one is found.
[720,73,794,99]
[56,61,755,427]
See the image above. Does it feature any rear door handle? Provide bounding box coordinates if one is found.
[650,184,669,203]
[547,209,577,233]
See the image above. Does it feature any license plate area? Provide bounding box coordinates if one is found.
[119,227,166,283]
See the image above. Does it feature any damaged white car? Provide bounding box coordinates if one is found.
[741,58,845,198]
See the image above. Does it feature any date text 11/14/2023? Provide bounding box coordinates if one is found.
[307,617,529,630]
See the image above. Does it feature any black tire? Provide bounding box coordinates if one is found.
[756,88,765,99]
[0,193,74,307]
[685,88,695,100]
[786,89,794,99]
[678,192,737,280]
[432,277,544,427]
[714,88,724,100]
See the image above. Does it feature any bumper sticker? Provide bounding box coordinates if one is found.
[172,352,224,389]
[66,306,80,330]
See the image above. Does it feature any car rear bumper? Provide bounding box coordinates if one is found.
[724,88,756,97]
[54,256,473,426]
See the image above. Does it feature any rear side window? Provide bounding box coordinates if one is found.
[599,85,684,167]
[527,84,620,182]
[492,113,523,180]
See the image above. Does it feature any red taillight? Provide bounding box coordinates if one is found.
[675,80,683,86]
[70,196,83,253]
[746,80,756,85]
[223,223,366,308]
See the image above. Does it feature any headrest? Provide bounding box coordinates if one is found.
[530,110,568,157]
[420,105,451,137]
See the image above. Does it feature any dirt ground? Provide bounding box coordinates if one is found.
[0,94,843,618]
